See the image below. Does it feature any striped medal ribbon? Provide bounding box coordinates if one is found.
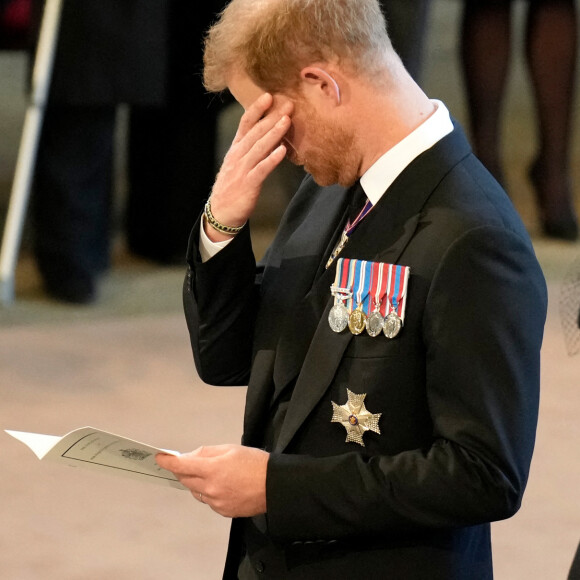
[383,264,411,339]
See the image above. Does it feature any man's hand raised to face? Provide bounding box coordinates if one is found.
[205,93,293,242]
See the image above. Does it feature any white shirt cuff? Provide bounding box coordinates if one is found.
[199,219,234,262]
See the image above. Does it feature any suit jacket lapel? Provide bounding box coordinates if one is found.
[273,125,472,452]
[267,186,351,395]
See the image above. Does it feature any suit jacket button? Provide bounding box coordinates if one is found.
[255,560,265,573]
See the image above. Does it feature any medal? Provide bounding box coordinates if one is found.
[331,388,382,447]
[366,262,385,337]
[348,304,367,335]
[329,303,350,333]
[348,260,369,335]
[366,310,384,337]
[328,259,353,333]
[382,264,410,339]
[383,263,400,339]
[329,283,351,333]
[383,311,402,339]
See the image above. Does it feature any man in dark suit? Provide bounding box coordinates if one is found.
[157,1,547,578]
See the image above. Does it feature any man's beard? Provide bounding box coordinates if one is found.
[289,104,359,188]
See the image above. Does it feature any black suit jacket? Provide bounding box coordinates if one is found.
[184,124,547,579]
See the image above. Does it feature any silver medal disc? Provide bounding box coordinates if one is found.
[383,312,402,339]
[366,311,384,337]
[328,303,350,333]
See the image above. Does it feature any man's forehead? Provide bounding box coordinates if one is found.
[227,70,267,110]
[227,69,301,110]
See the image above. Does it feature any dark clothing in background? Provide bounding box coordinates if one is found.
[47,0,168,106]
[32,0,224,301]
[380,0,431,83]
[125,2,223,264]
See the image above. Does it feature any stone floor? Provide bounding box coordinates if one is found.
[1,1,579,579]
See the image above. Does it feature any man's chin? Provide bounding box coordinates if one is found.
[310,174,355,188]
[309,167,357,188]
[286,149,302,167]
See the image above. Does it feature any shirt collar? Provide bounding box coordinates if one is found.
[360,100,454,206]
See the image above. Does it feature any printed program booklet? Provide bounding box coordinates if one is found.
[5,426,186,490]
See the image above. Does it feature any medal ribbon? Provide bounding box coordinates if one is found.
[346,258,357,312]
[340,258,351,291]
[368,261,385,315]
[353,259,371,312]
[380,264,393,317]
[386,264,410,320]
[332,258,352,305]
[397,266,411,321]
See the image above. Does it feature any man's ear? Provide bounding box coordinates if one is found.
[299,66,342,105]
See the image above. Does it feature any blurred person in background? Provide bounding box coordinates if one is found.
[460,0,578,241]
[30,0,225,304]
[381,0,431,84]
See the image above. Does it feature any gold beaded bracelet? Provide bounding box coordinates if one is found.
[203,199,246,236]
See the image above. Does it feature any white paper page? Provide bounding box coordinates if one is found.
[5,430,60,459]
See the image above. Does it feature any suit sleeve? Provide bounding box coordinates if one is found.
[265,226,547,540]
[183,217,261,386]
[182,175,319,386]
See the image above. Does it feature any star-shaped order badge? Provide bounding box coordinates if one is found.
[331,388,381,447]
